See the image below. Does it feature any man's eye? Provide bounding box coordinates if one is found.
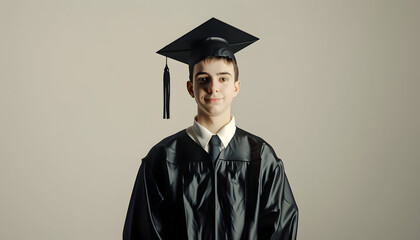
[198,77,208,82]
[220,77,228,81]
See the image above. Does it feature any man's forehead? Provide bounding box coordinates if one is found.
[194,59,234,72]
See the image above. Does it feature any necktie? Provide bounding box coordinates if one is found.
[209,135,221,162]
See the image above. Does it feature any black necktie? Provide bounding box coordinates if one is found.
[209,135,221,162]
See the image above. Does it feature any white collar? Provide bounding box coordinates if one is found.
[186,116,237,152]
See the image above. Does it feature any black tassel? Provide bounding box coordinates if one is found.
[163,58,170,119]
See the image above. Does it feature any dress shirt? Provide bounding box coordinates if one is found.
[186,116,236,153]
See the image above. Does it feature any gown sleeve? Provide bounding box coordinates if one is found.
[123,159,162,240]
[258,144,299,240]
[123,144,187,240]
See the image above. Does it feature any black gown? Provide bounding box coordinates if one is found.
[123,128,298,240]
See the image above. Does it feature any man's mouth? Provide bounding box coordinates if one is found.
[205,98,222,103]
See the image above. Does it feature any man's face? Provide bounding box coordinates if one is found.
[187,58,240,119]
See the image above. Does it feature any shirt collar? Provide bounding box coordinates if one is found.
[190,116,236,151]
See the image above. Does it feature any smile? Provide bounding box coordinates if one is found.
[205,98,222,103]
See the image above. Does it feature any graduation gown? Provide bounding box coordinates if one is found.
[123,128,298,240]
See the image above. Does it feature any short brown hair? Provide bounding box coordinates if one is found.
[189,56,239,82]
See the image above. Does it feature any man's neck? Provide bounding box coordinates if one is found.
[195,114,232,134]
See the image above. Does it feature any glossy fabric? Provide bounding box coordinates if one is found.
[123,128,298,240]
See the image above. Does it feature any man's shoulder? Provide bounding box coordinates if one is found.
[235,127,267,145]
[143,129,193,161]
[155,129,188,146]
[234,127,281,161]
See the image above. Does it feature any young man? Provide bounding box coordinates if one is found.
[123,18,298,240]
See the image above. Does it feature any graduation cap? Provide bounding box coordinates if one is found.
[157,17,259,119]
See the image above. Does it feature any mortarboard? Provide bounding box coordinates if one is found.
[156,17,259,119]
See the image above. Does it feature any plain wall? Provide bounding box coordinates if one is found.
[1,0,419,239]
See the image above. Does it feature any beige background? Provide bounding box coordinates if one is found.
[1,0,419,239]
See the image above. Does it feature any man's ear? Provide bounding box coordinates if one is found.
[233,80,241,97]
[187,80,194,98]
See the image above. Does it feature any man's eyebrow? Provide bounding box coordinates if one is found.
[195,72,209,78]
[217,72,232,76]
[194,71,232,78]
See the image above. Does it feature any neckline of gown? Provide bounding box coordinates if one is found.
[181,128,251,163]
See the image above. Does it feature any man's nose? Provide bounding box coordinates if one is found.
[208,79,219,93]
